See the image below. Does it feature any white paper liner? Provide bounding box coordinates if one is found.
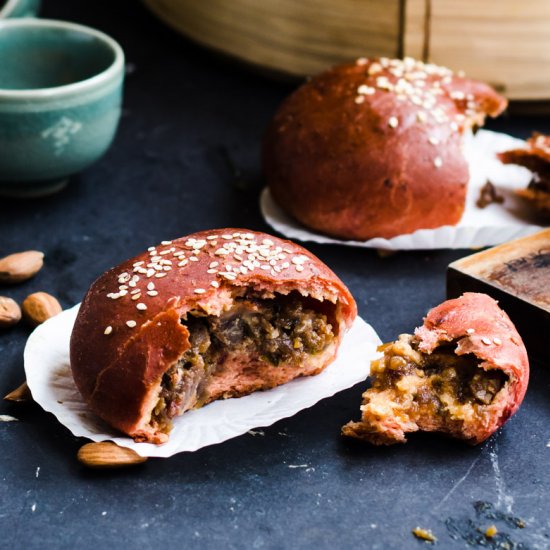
[260,129,543,250]
[24,304,381,458]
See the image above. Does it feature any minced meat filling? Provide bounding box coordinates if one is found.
[367,334,507,430]
[151,292,335,431]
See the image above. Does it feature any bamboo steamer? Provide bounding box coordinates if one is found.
[144,0,550,101]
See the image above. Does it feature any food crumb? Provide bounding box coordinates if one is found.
[247,429,265,437]
[485,525,498,538]
[476,180,504,208]
[0,415,18,422]
[412,527,437,543]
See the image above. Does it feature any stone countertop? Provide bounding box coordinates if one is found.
[0,1,549,548]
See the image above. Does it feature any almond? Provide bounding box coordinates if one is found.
[77,442,148,469]
[4,381,32,403]
[0,251,44,284]
[0,296,21,327]
[22,292,62,326]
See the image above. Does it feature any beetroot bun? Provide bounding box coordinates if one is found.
[70,229,357,444]
[342,293,529,445]
[263,57,507,240]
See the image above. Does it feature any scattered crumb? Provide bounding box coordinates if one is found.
[485,525,498,538]
[101,511,107,516]
[476,181,504,208]
[288,464,308,469]
[35,466,40,478]
[31,503,36,512]
[278,431,289,437]
[0,415,18,422]
[412,527,437,543]
[247,429,265,437]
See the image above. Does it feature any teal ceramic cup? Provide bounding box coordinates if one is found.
[0,0,41,18]
[0,19,124,197]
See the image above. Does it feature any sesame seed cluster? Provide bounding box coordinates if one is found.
[465,327,502,346]
[103,231,310,334]
[354,57,480,169]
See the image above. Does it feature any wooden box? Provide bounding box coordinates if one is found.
[144,0,550,101]
[447,229,550,361]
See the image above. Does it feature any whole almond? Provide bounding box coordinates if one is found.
[0,296,21,327]
[4,381,32,403]
[0,251,44,284]
[22,292,62,326]
[77,442,148,469]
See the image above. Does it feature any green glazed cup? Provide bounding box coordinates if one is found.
[0,0,41,18]
[0,19,124,197]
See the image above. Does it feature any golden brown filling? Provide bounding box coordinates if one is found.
[346,334,508,444]
[151,292,335,433]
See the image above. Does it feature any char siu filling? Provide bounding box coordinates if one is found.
[151,291,336,432]
[366,334,508,435]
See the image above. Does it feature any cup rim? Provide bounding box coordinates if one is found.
[0,18,125,99]
[0,0,23,18]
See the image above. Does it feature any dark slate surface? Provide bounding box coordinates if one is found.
[1,2,549,548]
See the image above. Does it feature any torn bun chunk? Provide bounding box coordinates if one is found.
[498,133,550,218]
[342,293,528,445]
[70,229,357,444]
[263,56,507,240]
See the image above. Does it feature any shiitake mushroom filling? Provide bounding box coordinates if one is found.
[366,334,508,431]
[151,291,336,432]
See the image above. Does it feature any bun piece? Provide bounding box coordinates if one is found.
[71,229,357,443]
[264,57,507,240]
[342,293,528,445]
[498,133,550,218]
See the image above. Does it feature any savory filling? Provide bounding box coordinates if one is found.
[151,291,336,433]
[344,334,508,444]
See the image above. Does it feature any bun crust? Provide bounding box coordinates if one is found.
[263,57,507,240]
[70,229,357,443]
[414,293,529,442]
[343,293,529,445]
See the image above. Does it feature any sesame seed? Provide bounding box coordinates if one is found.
[356,57,367,66]
[131,293,141,301]
[104,326,113,335]
[190,256,199,262]
[147,282,155,290]
[211,281,219,288]
[207,235,217,240]
[481,337,492,345]
[207,269,218,274]
[222,272,237,280]
[209,261,219,268]
[222,234,232,240]
[147,247,156,252]
[178,259,188,267]
[133,261,144,267]
[388,116,399,129]
[357,85,375,95]
[428,136,440,145]
[466,328,475,334]
[146,269,155,277]
[130,288,141,295]
[119,290,128,296]
[295,265,304,272]
[128,280,137,288]
[161,240,172,245]
[147,290,158,296]
[136,303,147,311]
[155,272,167,278]
[126,320,137,328]
[434,157,443,168]
[416,111,427,123]
[493,337,502,345]
[194,288,206,294]
[160,250,171,256]
[354,96,365,104]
